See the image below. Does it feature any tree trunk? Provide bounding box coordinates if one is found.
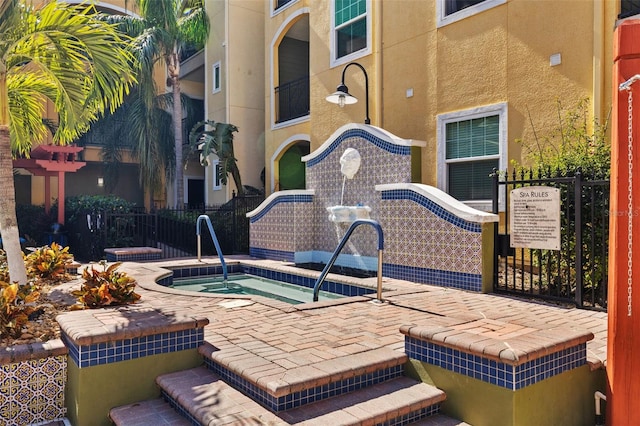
[170,50,184,208]
[0,125,28,285]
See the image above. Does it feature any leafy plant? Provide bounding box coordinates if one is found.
[0,281,40,339]
[187,120,243,194]
[514,98,610,177]
[24,243,74,281]
[72,261,141,309]
[508,98,610,308]
[0,250,10,283]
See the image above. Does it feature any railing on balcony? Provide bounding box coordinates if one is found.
[275,0,294,11]
[275,76,310,123]
[620,0,640,18]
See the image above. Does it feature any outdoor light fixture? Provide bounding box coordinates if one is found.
[97,177,104,187]
[325,62,370,124]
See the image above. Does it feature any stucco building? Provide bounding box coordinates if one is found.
[261,0,624,212]
[16,1,637,213]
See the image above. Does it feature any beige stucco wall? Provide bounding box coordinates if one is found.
[204,0,265,204]
[263,0,617,196]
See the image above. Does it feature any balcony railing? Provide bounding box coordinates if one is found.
[620,0,640,18]
[275,76,310,123]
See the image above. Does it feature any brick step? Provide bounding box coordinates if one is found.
[109,398,192,426]
[111,366,447,426]
[199,343,408,411]
[409,414,472,425]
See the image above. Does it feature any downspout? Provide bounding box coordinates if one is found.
[224,0,231,200]
[594,391,606,426]
[375,0,383,127]
[592,0,604,122]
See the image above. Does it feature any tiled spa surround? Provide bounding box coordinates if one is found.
[401,320,593,390]
[248,124,498,290]
[57,304,208,368]
[158,263,376,298]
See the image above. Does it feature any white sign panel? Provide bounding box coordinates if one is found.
[509,186,561,250]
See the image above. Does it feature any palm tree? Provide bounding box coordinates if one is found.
[112,0,209,208]
[0,0,136,284]
[187,120,244,194]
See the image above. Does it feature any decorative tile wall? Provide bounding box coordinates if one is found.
[249,125,491,291]
[306,129,413,258]
[0,356,67,425]
[249,193,314,262]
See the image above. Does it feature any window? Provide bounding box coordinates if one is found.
[437,103,507,209]
[331,0,370,66]
[437,0,506,27]
[273,0,296,14]
[212,160,222,190]
[212,61,221,94]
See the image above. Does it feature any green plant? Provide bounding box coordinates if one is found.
[187,120,243,194]
[510,98,610,307]
[0,281,40,339]
[24,243,74,281]
[0,250,10,283]
[514,98,610,177]
[72,261,141,309]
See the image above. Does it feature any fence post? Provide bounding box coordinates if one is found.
[492,169,499,289]
[574,171,583,306]
[232,194,238,254]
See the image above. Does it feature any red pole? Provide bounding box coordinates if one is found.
[57,171,65,225]
[608,19,640,425]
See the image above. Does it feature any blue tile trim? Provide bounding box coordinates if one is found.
[249,247,295,262]
[62,328,204,368]
[384,263,482,292]
[204,358,404,412]
[159,264,375,298]
[105,252,162,262]
[161,390,200,425]
[381,189,482,232]
[249,194,313,223]
[306,129,411,167]
[405,336,587,390]
[241,265,375,297]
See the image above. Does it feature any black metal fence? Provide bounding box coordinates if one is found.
[70,195,263,262]
[492,169,609,311]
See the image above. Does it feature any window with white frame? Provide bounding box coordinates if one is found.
[437,103,507,207]
[212,61,221,94]
[437,0,506,27]
[212,160,222,190]
[331,0,370,65]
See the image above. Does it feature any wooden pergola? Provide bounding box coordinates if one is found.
[13,145,86,225]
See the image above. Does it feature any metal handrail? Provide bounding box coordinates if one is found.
[196,214,228,280]
[312,219,384,302]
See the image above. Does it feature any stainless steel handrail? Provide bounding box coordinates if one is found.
[196,214,228,280]
[312,219,384,302]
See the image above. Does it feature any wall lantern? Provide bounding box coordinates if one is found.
[325,61,371,125]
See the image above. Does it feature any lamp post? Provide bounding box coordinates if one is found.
[325,62,370,125]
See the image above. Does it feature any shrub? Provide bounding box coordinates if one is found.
[71,261,140,309]
[0,281,40,339]
[24,243,74,282]
[16,204,56,246]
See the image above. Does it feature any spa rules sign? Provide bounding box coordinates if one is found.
[509,186,561,250]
